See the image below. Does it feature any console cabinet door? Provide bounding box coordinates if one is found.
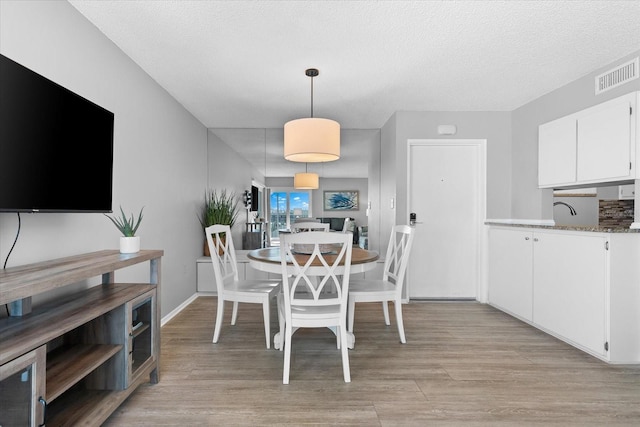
[533,232,607,357]
[488,228,533,321]
[577,97,633,183]
[538,116,577,187]
[0,345,46,427]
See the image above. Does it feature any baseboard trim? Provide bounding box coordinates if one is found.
[161,293,199,326]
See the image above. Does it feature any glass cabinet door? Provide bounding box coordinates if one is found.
[0,345,46,427]
[127,290,156,388]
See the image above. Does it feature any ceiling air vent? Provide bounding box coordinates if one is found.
[595,57,638,95]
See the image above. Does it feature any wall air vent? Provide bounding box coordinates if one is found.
[595,57,638,95]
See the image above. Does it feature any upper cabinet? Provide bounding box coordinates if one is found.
[538,91,638,188]
[538,114,577,187]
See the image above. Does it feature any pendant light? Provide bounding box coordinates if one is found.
[284,68,340,163]
[294,163,319,189]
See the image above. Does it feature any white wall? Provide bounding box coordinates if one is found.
[379,115,398,255]
[0,1,207,317]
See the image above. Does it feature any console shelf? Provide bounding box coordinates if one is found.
[0,250,163,427]
[46,343,123,402]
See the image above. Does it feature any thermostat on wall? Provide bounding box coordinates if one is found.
[437,124,457,135]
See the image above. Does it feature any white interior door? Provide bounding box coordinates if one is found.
[407,140,485,299]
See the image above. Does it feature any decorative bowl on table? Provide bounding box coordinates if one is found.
[292,243,337,254]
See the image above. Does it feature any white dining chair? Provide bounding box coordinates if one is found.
[291,221,329,232]
[347,224,415,344]
[277,231,353,384]
[205,224,280,349]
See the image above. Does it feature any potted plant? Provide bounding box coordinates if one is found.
[105,206,144,253]
[198,189,239,256]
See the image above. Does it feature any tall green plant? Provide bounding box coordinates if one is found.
[105,206,144,237]
[198,189,239,229]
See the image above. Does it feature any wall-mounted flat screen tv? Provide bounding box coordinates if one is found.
[0,54,114,213]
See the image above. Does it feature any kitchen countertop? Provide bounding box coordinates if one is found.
[485,221,640,233]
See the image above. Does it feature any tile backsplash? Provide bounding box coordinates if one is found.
[599,200,635,227]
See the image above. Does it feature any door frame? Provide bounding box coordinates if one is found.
[406,139,488,302]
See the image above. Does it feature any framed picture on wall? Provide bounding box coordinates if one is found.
[323,190,359,211]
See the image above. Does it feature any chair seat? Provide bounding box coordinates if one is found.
[290,304,342,320]
[349,280,396,301]
[224,280,280,293]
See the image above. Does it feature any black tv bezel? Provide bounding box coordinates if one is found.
[0,54,114,213]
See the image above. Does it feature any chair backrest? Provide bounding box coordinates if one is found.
[341,218,353,233]
[280,231,353,309]
[291,222,330,232]
[381,225,415,294]
[205,224,239,292]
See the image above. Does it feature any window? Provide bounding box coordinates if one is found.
[269,189,311,242]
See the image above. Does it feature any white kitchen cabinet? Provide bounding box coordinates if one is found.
[577,96,633,182]
[619,183,636,199]
[488,226,640,363]
[488,228,533,321]
[538,91,638,188]
[538,115,577,187]
[532,232,607,357]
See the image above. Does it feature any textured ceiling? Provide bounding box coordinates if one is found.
[68,0,640,177]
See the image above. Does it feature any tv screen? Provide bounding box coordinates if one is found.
[0,54,114,213]
[251,185,259,212]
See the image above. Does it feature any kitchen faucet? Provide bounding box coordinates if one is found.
[553,201,577,216]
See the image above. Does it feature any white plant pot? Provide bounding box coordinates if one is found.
[120,236,140,254]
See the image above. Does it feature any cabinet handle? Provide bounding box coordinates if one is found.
[533,238,539,242]
[38,396,47,427]
[524,237,530,240]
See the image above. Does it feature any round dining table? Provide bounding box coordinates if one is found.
[247,246,380,275]
[247,246,379,350]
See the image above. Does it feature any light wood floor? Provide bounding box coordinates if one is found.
[104,296,640,426]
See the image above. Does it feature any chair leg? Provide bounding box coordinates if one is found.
[347,297,356,333]
[277,294,285,351]
[262,299,271,349]
[382,300,391,325]
[212,298,224,343]
[231,301,239,325]
[395,299,406,343]
[283,323,293,384]
[339,323,351,383]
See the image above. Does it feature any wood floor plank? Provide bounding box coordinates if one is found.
[103,297,640,426]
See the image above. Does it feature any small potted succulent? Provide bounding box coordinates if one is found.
[105,206,144,253]
[198,189,239,256]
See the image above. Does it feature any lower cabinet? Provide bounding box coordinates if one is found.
[488,228,533,321]
[532,232,607,358]
[0,346,46,427]
[488,226,640,363]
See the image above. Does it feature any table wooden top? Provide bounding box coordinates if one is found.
[247,247,379,266]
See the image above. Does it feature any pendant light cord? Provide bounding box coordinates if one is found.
[309,74,314,118]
